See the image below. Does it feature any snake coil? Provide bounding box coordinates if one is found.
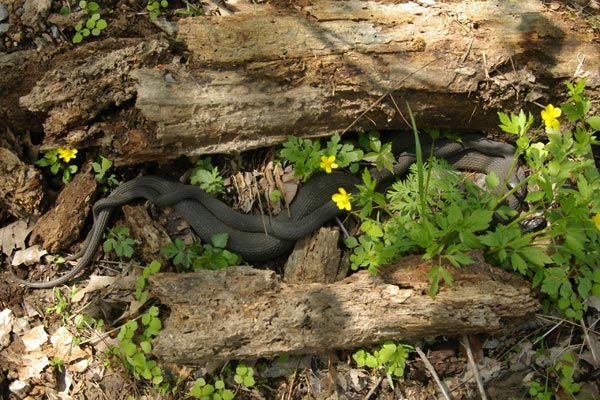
[11,134,525,288]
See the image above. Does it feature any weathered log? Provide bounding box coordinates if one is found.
[150,251,540,365]
[132,0,600,159]
[29,161,97,252]
[283,226,348,284]
[11,0,599,165]
[0,147,45,218]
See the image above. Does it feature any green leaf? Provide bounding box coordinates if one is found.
[140,341,152,353]
[510,252,527,275]
[365,354,378,368]
[586,116,600,131]
[211,233,229,249]
[525,190,545,203]
[485,171,499,190]
[243,375,255,387]
[148,260,161,274]
[86,18,96,29]
[361,220,384,238]
[221,389,235,400]
[122,341,137,357]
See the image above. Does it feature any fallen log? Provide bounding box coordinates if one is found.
[150,251,539,365]
[10,0,599,165]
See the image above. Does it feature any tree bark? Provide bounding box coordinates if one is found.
[5,0,598,169]
[150,251,539,365]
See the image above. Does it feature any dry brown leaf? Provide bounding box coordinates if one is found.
[12,245,47,266]
[71,275,118,303]
[0,218,35,256]
[21,325,48,352]
[0,308,15,350]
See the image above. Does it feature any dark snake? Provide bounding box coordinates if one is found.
[11,134,525,288]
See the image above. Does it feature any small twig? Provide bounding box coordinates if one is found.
[461,37,474,63]
[415,346,453,400]
[334,217,350,239]
[462,335,488,400]
[285,367,297,400]
[340,58,440,135]
[581,318,600,367]
[482,51,489,79]
[363,375,383,400]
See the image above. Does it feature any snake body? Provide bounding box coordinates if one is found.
[12,134,525,288]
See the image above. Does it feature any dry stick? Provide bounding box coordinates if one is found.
[340,58,440,136]
[415,346,453,400]
[363,376,383,400]
[580,318,600,367]
[461,335,488,400]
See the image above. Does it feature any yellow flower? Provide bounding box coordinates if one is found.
[57,148,78,162]
[541,104,562,129]
[319,155,339,173]
[332,187,352,211]
[592,212,600,231]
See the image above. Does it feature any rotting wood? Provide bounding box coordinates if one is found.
[150,251,540,366]
[10,0,599,166]
[29,161,97,253]
[283,226,348,284]
[122,205,172,266]
[18,37,171,138]
[129,0,600,158]
[0,147,45,218]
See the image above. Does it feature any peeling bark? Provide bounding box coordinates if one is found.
[150,251,540,365]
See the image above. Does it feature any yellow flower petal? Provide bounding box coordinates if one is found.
[592,212,600,231]
[541,104,562,128]
[57,148,78,163]
[320,155,339,174]
[332,187,352,211]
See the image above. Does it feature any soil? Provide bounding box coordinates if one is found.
[1,0,600,399]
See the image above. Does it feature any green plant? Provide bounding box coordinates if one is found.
[103,227,136,259]
[49,356,65,372]
[162,234,239,270]
[191,158,225,195]
[554,352,581,396]
[528,351,581,399]
[175,0,203,16]
[92,155,118,191]
[35,148,79,183]
[114,306,164,386]
[187,363,254,400]
[73,1,108,43]
[353,342,413,389]
[528,379,551,400]
[358,131,395,173]
[147,0,169,20]
[344,80,600,311]
[45,287,72,318]
[188,377,234,400]
[279,133,364,180]
[233,363,255,388]
[136,260,161,304]
[73,313,104,330]
[269,189,282,203]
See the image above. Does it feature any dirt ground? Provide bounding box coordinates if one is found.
[2,0,600,399]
